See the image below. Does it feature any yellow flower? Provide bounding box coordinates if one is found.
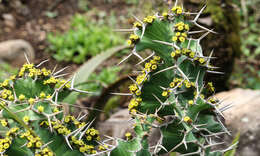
[189,52,195,58]
[172,36,178,42]
[176,50,181,55]
[28,98,35,105]
[86,135,92,141]
[183,116,191,123]
[184,24,189,31]
[37,106,44,113]
[151,65,157,70]
[127,40,132,45]
[188,100,193,105]
[23,116,30,123]
[162,12,168,18]
[171,52,176,58]
[199,58,205,64]
[179,37,185,42]
[1,120,7,127]
[162,91,168,97]
[3,143,9,149]
[125,132,131,137]
[40,92,46,99]
[170,82,175,88]
[26,142,33,148]
[178,26,184,31]
[133,21,142,28]
[36,141,42,148]
[135,90,141,96]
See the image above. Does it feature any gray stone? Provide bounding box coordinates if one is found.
[216,88,260,156]
[97,109,132,138]
[0,40,35,66]
[2,13,16,28]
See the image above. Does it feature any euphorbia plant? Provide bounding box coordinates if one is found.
[110,2,233,156]
[0,1,234,156]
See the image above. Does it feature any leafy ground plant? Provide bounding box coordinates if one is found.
[47,14,124,64]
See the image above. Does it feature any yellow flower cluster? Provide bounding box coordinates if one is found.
[0,136,12,152]
[43,77,70,89]
[64,115,86,128]
[127,34,140,46]
[143,15,156,24]
[85,127,100,141]
[0,89,14,101]
[208,97,218,104]
[35,147,54,156]
[128,56,161,114]
[171,6,183,15]
[133,21,142,29]
[0,79,9,88]
[172,22,189,43]
[171,48,207,65]
[128,97,142,114]
[0,119,8,127]
[71,136,97,154]
[6,127,19,137]
[18,63,51,78]
[194,91,205,99]
[20,130,48,155]
[98,144,109,151]
[207,82,215,92]
[162,78,195,97]
[42,120,72,135]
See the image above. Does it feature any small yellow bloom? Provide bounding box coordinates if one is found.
[188,100,193,105]
[23,116,30,123]
[170,82,175,88]
[189,52,195,58]
[162,91,168,97]
[125,132,131,137]
[127,40,132,45]
[178,25,184,31]
[28,98,35,105]
[162,12,168,18]
[171,52,176,58]
[40,92,46,99]
[172,36,178,42]
[151,65,157,70]
[199,58,205,64]
[179,37,185,42]
[37,106,44,113]
[183,116,192,123]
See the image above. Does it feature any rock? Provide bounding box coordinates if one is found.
[216,88,260,156]
[97,109,132,138]
[0,40,35,66]
[2,13,16,28]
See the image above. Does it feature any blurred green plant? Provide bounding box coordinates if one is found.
[77,0,88,11]
[80,66,121,95]
[125,0,139,5]
[0,62,17,82]
[230,0,260,89]
[47,14,124,64]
